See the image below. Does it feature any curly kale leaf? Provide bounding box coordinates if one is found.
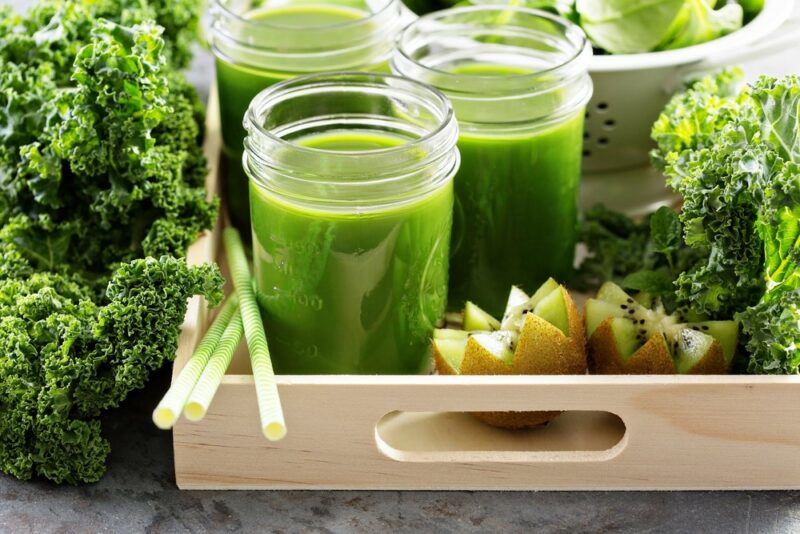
[574,205,656,291]
[574,205,701,311]
[0,0,218,483]
[653,72,800,372]
[651,67,747,169]
[651,69,768,317]
[738,289,800,374]
[0,255,222,484]
[748,77,800,298]
[141,0,203,69]
[0,0,200,71]
[72,257,223,415]
[1,19,213,273]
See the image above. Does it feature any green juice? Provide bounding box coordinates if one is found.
[446,63,584,316]
[249,131,453,374]
[215,4,386,231]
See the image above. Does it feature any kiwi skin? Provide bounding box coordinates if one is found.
[432,342,460,376]
[588,318,675,374]
[438,286,588,429]
[680,343,727,375]
[587,317,729,375]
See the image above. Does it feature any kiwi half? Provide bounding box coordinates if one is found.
[432,279,588,429]
[585,282,738,374]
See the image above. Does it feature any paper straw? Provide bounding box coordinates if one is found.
[223,227,287,441]
[184,311,244,421]
[152,296,239,429]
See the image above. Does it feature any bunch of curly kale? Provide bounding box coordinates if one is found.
[579,69,800,374]
[652,69,800,374]
[0,1,223,483]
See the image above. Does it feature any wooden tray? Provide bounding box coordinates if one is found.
[171,90,800,491]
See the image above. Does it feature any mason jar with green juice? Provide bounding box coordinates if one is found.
[243,73,460,374]
[392,6,592,317]
[207,0,409,231]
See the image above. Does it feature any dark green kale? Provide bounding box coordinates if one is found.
[574,204,700,311]
[1,17,215,273]
[0,2,220,483]
[573,204,653,291]
[0,252,222,484]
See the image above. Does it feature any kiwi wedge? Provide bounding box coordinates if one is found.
[432,279,588,429]
[585,282,738,374]
[463,301,501,332]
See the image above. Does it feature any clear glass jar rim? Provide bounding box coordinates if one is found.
[243,71,460,210]
[394,5,590,84]
[245,71,457,162]
[211,0,397,30]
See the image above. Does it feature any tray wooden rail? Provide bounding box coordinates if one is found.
[170,89,800,491]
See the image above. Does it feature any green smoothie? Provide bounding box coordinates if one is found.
[214,4,387,232]
[249,131,453,374]
[445,63,584,317]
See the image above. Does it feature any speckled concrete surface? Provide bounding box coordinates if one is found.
[3,1,800,532]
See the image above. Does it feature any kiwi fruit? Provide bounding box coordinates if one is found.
[432,279,587,429]
[585,282,738,374]
[463,301,501,332]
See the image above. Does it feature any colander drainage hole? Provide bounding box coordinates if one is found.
[596,102,609,112]
[603,119,616,129]
[597,137,609,147]
[583,131,590,139]
[583,149,591,158]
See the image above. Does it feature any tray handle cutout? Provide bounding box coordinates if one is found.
[375,410,627,463]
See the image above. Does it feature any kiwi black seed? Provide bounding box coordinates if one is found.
[621,304,628,309]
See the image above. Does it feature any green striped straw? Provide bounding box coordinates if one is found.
[152,296,240,429]
[184,311,244,421]
[223,227,287,441]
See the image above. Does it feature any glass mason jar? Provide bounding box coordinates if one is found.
[243,73,460,374]
[392,6,592,317]
[207,0,409,231]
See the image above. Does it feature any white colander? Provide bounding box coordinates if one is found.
[455,0,796,212]
[583,0,796,174]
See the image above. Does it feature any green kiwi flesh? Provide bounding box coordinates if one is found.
[609,318,641,360]
[684,320,739,365]
[434,328,469,340]
[463,301,501,332]
[533,287,569,337]
[588,282,738,372]
[436,279,573,371]
[433,337,468,371]
[668,326,716,374]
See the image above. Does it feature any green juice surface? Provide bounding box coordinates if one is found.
[446,63,584,316]
[249,131,453,374]
[215,4,386,232]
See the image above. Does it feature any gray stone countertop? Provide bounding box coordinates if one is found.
[3,1,800,532]
[3,366,800,533]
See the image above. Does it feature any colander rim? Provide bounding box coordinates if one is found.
[589,0,794,73]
